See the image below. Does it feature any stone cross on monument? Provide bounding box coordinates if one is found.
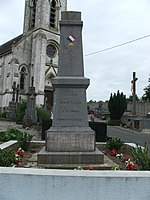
[38,11,104,165]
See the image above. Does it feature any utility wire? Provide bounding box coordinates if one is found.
[84,34,150,57]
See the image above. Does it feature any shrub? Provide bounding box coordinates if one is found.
[0,112,7,118]
[0,149,15,167]
[108,90,127,121]
[130,143,150,170]
[37,106,51,121]
[106,137,124,151]
[0,128,33,151]
[0,128,22,142]
[107,119,121,126]
[16,99,27,124]
[17,132,34,151]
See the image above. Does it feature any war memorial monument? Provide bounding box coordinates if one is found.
[38,11,104,165]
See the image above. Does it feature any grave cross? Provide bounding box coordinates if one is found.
[16,84,19,103]
[131,72,138,116]
[31,76,34,87]
[12,81,16,102]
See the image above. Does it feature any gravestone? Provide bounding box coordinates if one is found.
[8,82,17,121]
[16,84,19,109]
[25,78,37,126]
[38,11,104,165]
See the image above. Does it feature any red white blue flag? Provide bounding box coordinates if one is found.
[67,34,76,42]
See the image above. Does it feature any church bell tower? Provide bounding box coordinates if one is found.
[23,0,67,106]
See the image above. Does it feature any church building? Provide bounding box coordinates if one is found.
[0,0,67,111]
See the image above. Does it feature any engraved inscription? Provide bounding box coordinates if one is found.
[55,90,84,124]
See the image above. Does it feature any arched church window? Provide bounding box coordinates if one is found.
[20,67,26,90]
[46,44,57,58]
[50,0,57,28]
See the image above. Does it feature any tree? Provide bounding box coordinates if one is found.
[142,77,150,101]
[108,90,127,120]
[88,100,96,103]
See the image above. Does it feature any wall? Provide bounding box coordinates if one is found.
[127,101,150,116]
[141,118,150,129]
[88,101,150,117]
[0,168,150,200]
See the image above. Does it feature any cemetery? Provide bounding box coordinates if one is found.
[0,9,150,200]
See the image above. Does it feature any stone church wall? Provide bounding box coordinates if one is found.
[0,0,68,109]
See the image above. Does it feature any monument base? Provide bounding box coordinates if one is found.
[46,127,95,152]
[37,147,104,165]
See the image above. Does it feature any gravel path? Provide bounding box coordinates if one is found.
[0,120,41,141]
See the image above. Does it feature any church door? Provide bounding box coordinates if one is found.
[44,90,53,109]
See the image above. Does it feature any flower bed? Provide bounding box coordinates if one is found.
[97,143,135,170]
[14,142,45,167]
[0,141,45,167]
[0,140,150,170]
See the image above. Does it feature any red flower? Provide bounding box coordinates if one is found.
[126,163,137,170]
[87,166,94,170]
[121,157,130,163]
[15,159,20,165]
[110,149,117,156]
[16,148,24,156]
[14,154,21,165]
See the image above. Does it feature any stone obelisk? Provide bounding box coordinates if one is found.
[38,11,104,165]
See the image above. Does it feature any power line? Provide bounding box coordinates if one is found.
[84,34,150,57]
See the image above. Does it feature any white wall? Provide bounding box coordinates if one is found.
[0,168,150,200]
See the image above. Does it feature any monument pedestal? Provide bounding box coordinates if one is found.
[37,147,104,165]
[38,125,104,165]
[46,127,95,152]
[38,127,104,165]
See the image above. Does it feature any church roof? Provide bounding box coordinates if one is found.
[0,34,23,57]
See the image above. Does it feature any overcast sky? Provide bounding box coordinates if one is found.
[1,0,150,101]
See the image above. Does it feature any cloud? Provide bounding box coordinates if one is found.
[0,0,24,45]
[1,0,150,101]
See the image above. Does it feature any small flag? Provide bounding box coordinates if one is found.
[67,34,76,42]
[67,34,77,46]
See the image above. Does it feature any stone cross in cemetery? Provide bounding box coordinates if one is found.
[25,77,37,126]
[8,81,18,121]
[12,81,17,102]
[16,84,19,108]
[38,11,104,165]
